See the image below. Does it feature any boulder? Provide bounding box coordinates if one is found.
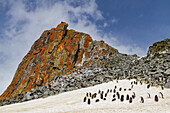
[164,69,170,76]
[165,81,170,88]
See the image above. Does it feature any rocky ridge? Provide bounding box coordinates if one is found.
[0,22,169,106]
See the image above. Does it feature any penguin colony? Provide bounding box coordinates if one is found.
[83,79,165,105]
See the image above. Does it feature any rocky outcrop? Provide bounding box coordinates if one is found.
[0,22,118,103]
[147,39,170,57]
[0,22,169,106]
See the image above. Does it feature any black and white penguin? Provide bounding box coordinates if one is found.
[91,95,94,99]
[147,93,151,98]
[86,92,88,97]
[154,95,159,102]
[115,85,117,89]
[132,92,136,99]
[113,94,116,98]
[89,92,92,97]
[112,98,116,102]
[87,98,91,105]
[113,89,116,93]
[147,84,150,89]
[159,92,164,99]
[117,92,120,99]
[107,89,109,94]
[129,97,133,103]
[83,97,87,102]
[105,93,108,97]
[126,94,129,100]
[140,96,144,103]
[140,81,142,85]
[95,99,100,103]
[100,93,103,99]
[119,87,122,91]
[161,86,164,90]
[93,93,97,98]
[120,95,124,102]
[98,89,101,94]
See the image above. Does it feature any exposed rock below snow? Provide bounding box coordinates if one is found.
[0,22,169,107]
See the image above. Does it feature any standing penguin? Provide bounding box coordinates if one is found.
[154,95,159,102]
[115,85,117,89]
[159,92,164,99]
[105,93,108,97]
[140,81,142,85]
[132,92,136,99]
[126,94,129,100]
[113,94,116,98]
[147,84,150,89]
[89,92,92,97]
[86,92,88,97]
[140,96,144,103]
[100,93,103,99]
[83,97,87,102]
[107,89,109,94]
[161,86,164,90]
[119,88,122,91]
[87,98,91,105]
[98,89,101,94]
[129,97,133,103]
[113,89,116,93]
[117,92,120,99]
[147,93,151,98]
[120,95,124,102]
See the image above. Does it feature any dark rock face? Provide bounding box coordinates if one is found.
[0,22,169,106]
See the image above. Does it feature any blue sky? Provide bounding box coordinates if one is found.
[0,0,170,95]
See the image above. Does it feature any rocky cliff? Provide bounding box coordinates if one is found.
[147,38,170,57]
[0,22,118,104]
[0,22,169,106]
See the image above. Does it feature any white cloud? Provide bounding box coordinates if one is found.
[0,0,145,95]
[111,18,118,23]
[103,22,108,27]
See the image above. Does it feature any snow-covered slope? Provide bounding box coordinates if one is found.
[0,79,170,113]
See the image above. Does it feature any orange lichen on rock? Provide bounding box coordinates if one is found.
[84,35,92,48]
[100,40,104,48]
[0,22,119,102]
[44,74,49,83]
[55,22,68,31]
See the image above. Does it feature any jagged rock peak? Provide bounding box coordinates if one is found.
[0,22,118,102]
